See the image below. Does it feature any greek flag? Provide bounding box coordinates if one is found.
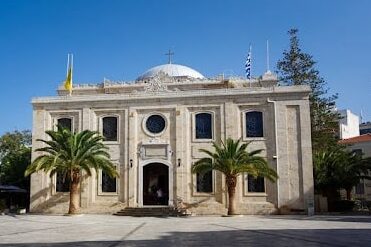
[245,45,252,79]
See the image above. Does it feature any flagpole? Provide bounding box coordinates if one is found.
[250,44,252,79]
[71,54,73,83]
[66,54,70,97]
[266,40,270,72]
[244,44,252,86]
[70,54,73,96]
[66,54,70,77]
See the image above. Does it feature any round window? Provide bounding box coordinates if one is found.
[145,114,166,134]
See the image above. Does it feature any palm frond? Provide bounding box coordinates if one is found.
[25,128,118,179]
[191,138,278,182]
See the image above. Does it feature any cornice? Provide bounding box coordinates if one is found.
[32,85,311,105]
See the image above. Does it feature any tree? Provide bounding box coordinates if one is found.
[191,138,278,215]
[337,151,371,200]
[314,146,371,205]
[0,130,31,189]
[313,147,344,206]
[25,127,118,214]
[277,28,339,152]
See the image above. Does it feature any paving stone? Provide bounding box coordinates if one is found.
[0,215,370,246]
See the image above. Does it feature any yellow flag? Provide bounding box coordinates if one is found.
[64,54,73,95]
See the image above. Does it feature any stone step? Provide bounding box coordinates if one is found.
[114,207,186,217]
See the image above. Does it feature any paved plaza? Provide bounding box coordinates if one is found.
[0,214,371,246]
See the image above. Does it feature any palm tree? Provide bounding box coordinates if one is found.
[25,127,118,214]
[314,147,371,202]
[313,148,343,193]
[313,147,344,209]
[192,138,278,215]
[336,150,371,200]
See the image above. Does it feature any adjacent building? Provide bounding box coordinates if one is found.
[338,109,360,139]
[339,134,371,200]
[360,122,371,135]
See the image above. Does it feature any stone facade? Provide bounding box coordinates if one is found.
[30,65,314,215]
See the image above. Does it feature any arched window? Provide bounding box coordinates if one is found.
[245,111,263,137]
[101,169,117,193]
[55,118,72,192]
[56,172,70,192]
[102,116,118,141]
[57,118,72,131]
[196,171,213,193]
[195,113,213,139]
[247,175,265,193]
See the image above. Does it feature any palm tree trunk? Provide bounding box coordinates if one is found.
[226,176,237,215]
[68,171,80,214]
[324,187,339,212]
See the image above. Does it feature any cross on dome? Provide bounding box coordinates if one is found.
[165,49,174,64]
[136,50,205,81]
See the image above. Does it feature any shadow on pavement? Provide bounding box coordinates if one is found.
[1,228,371,247]
[262,215,371,223]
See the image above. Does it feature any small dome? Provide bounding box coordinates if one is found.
[137,64,205,81]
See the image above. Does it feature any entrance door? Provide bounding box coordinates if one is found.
[143,163,169,206]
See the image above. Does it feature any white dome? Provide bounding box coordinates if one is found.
[137,64,205,81]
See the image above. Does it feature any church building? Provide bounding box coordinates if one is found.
[30,60,314,215]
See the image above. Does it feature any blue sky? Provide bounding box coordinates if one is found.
[0,0,370,134]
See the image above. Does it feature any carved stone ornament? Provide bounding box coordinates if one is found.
[144,71,172,93]
[138,139,172,160]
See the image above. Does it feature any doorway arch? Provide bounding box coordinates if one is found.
[138,159,173,207]
[143,163,169,205]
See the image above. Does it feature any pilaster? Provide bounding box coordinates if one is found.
[128,109,138,207]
